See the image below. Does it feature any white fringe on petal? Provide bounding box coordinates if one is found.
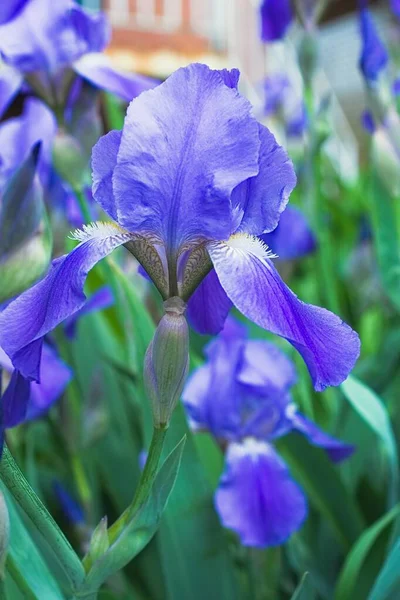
[227,233,277,260]
[69,221,131,242]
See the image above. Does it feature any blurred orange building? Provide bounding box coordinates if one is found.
[99,0,265,83]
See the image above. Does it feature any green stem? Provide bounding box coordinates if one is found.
[0,446,85,592]
[73,187,92,224]
[83,426,167,572]
[109,426,167,540]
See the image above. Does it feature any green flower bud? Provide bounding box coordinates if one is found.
[144,297,189,428]
[0,491,10,580]
[85,516,109,570]
[299,33,318,87]
[52,131,88,190]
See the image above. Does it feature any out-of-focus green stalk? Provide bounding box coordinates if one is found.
[303,84,341,316]
[0,446,85,592]
[73,187,92,225]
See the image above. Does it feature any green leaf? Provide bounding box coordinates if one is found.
[368,536,400,600]
[278,434,364,549]
[1,484,64,600]
[80,436,186,595]
[291,573,314,600]
[368,166,400,310]
[341,376,399,506]
[335,504,400,600]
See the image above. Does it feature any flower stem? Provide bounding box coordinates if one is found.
[109,425,167,540]
[73,187,92,224]
[0,446,85,592]
[83,426,167,572]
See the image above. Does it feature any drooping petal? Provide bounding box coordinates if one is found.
[237,339,297,396]
[112,63,260,250]
[215,439,307,547]
[263,74,290,116]
[261,205,316,260]
[91,129,121,221]
[74,53,158,101]
[0,0,29,24]
[64,286,113,339]
[186,269,232,335]
[359,9,388,82]
[27,344,72,420]
[0,65,23,119]
[1,369,31,427]
[260,0,293,42]
[289,409,354,463]
[208,237,360,391]
[0,222,133,381]
[232,124,296,236]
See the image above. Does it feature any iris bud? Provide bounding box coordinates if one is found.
[298,33,318,87]
[52,131,88,189]
[144,297,189,428]
[0,491,10,580]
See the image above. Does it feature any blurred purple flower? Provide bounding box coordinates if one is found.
[261,205,316,260]
[361,109,376,134]
[0,64,359,393]
[182,318,354,547]
[0,342,72,427]
[391,0,400,19]
[0,0,29,24]
[53,481,85,525]
[359,8,388,82]
[263,74,308,138]
[64,286,113,339]
[0,0,157,110]
[260,0,293,42]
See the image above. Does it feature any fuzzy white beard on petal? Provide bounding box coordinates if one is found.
[227,233,277,260]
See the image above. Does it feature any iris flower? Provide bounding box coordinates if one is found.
[359,8,388,82]
[183,318,354,547]
[262,205,316,260]
[0,0,156,120]
[0,64,359,394]
[0,343,72,427]
[0,0,29,24]
[260,0,293,42]
[263,74,308,139]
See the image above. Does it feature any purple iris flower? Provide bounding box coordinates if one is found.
[64,286,113,339]
[0,0,29,24]
[260,0,293,42]
[53,481,85,525]
[0,0,156,112]
[182,318,354,547]
[361,109,376,134]
[263,74,308,138]
[359,8,389,82]
[0,342,72,427]
[391,0,400,19]
[261,205,316,260]
[0,64,359,393]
